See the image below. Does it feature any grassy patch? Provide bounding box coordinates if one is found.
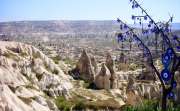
[63,58,75,66]
[55,96,72,111]
[32,52,41,59]
[121,100,180,111]
[51,55,61,64]
[52,69,59,75]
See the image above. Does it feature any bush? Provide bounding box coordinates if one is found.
[73,101,86,110]
[121,100,180,111]
[55,96,72,111]
[51,55,61,64]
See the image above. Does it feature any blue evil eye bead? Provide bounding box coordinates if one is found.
[176,46,180,51]
[165,28,169,32]
[144,16,148,20]
[117,18,121,23]
[148,24,151,28]
[161,69,171,81]
[172,81,177,88]
[120,24,123,30]
[173,35,178,40]
[124,24,128,29]
[135,3,139,8]
[149,20,153,24]
[166,48,174,58]
[168,92,175,99]
[126,32,130,35]
[151,28,155,33]
[132,5,135,9]
[166,48,173,54]
[132,15,135,20]
[117,33,123,43]
[162,53,171,67]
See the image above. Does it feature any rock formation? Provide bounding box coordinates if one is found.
[175,71,180,104]
[95,63,111,89]
[105,53,117,88]
[74,49,95,83]
[90,55,98,74]
[136,58,156,81]
[0,41,72,111]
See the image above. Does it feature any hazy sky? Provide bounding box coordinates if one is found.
[0,0,180,23]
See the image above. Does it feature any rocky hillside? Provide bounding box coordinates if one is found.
[0,20,119,34]
[0,41,72,111]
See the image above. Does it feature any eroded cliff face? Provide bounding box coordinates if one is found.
[0,41,73,111]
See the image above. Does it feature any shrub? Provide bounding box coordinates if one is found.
[52,69,59,75]
[73,101,86,110]
[121,100,180,111]
[51,55,61,64]
[55,96,72,111]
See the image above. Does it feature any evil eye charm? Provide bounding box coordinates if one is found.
[166,48,175,58]
[173,35,178,40]
[124,24,128,29]
[135,3,139,8]
[162,53,171,67]
[117,33,123,43]
[172,81,177,88]
[168,92,175,99]
[161,69,171,81]
[176,46,180,52]
[132,15,135,20]
[117,18,121,23]
[144,16,148,20]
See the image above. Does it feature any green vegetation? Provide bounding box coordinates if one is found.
[55,96,72,111]
[51,55,61,64]
[121,100,180,111]
[63,58,75,66]
[19,52,28,57]
[55,95,88,111]
[52,69,59,75]
[32,52,41,58]
[36,74,43,81]
[3,51,20,61]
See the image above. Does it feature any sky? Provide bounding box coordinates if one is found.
[0,0,180,23]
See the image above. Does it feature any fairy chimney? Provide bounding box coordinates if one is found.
[105,53,117,88]
[75,49,95,83]
[95,63,111,89]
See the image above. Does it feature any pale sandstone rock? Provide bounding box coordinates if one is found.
[75,49,95,82]
[105,53,117,88]
[95,63,111,89]
[0,41,73,111]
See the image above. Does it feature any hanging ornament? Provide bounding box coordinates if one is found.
[132,15,135,20]
[173,35,178,40]
[148,24,151,28]
[124,24,128,29]
[161,69,171,81]
[120,24,123,30]
[172,81,177,88]
[162,53,171,67]
[168,92,175,99]
[144,16,148,20]
[117,18,121,23]
[149,20,153,24]
[135,3,139,8]
[166,48,175,58]
[176,46,180,51]
[117,33,123,43]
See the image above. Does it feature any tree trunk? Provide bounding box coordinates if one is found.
[161,89,167,111]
